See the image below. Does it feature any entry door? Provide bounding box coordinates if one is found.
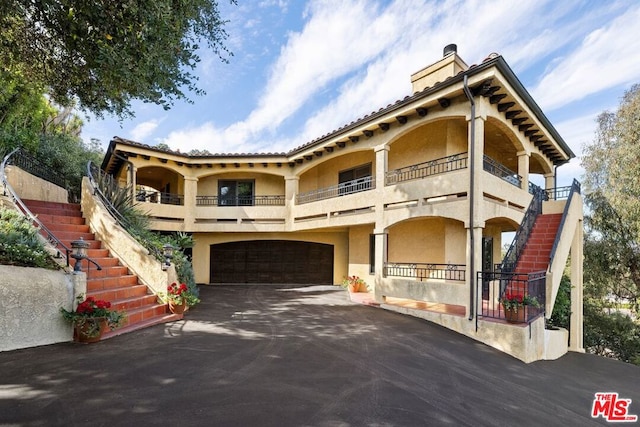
[481,237,493,299]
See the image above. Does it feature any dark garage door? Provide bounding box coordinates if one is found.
[210,240,334,284]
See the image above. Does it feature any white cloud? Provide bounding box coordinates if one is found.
[531,4,640,111]
[130,119,162,142]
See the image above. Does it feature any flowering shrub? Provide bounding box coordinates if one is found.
[60,295,126,337]
[500,292,540,312]
[163,282,200,307]
[341,275,367,291]
[0,208,59,269]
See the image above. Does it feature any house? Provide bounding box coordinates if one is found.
[101,45,584,362]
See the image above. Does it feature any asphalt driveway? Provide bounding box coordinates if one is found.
[0,285,638,426]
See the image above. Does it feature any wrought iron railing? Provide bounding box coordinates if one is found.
[385,152,468,185]
[5,147,68,189]
[1,148,71,267]
[549,179,581,266]
[135,189,184,205]
[545,183,577,201]
[296,175,375,204]
[196,195,285,206]
[477,270,546,324]
[383,262,466,281]
[483,155,522,188]
[499,183,546,273]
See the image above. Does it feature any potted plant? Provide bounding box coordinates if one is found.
[342,276,366,293]
[162,282,200,314]
[500,291,540,323]
[60,295,126,343]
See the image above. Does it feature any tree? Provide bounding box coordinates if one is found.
[582,84,640,312]
[582,84,640,365]
[0,0,235,119]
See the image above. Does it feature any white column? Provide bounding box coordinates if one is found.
[183,176,198,229]
[285,176,299,229]
[544,173,555,193]
[569,219,585,352]
[373,229,388,304]
[517,150,530,191]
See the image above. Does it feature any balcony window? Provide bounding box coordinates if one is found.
[339,163,371,195]
[219,180,254,206]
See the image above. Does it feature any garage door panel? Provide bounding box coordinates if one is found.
[210,240,333,284]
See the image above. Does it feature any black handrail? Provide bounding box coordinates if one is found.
[2,148,80,269]
[548,179,581,266]
[499,183,546,273]
[87,161,163,260]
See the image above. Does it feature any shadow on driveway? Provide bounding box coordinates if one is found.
[1,285,638,426]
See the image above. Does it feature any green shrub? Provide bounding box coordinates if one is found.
[0,208,59,269]
[548,274,571,329]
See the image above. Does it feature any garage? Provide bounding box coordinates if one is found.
[210,240,334,284]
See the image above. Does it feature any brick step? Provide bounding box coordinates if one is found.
[519,255,550,263]
[27,206,84,217]
[86,287,150,307]
[87,275,140,292]
[33,213,86,225]
[87,248,110,258]
[52,231,95,241]
[110,294,160,312]
[520,249,552,257]
[60,239,102,249]
[91,257,121,267]
[86,265,130,279]
[121,303,173,326]
[101,313,182,340]
[41,223,91,233]
[22,199,81,210]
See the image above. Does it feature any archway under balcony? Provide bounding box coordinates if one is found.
[135,166,185,205]
[386,117,468,172]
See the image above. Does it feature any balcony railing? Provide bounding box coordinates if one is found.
[483,155,521,188]
[296,175,375,205]
[136,189,184,206]
[384,262,466,281]
[385,152,468,185]
[196,195,285,206]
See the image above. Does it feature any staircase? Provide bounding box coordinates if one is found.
[514,213,562,274]
[23,199,180,339]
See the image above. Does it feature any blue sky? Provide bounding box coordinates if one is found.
[82,0,640,187]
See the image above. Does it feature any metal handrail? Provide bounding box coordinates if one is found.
[383,262,466,281]
[296,175,375,204]
[548,179,581,266]
[483,155,522,188]
[196,194,286,206]
[500,183,546,273]
[385,152,468,185]
[87,161,163,260]
[2,148,84,270]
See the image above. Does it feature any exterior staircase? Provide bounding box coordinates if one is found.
[506,213,562,297]
[514,213,562,274]
[22,199,180,339]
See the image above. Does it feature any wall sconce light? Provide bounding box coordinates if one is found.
[162,244,174,270]
[70,237,90,273]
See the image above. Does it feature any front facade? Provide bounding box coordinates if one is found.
[102,46,584,362]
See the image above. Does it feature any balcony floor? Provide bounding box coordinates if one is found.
[349,292,466,316]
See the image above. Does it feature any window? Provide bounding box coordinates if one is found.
[338,163,372,195]
[369,234,375,274]
[218,180,254,206]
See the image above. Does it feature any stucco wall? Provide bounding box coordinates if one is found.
[0,265,85,352]
[347,225,375,286]
[197,172,285,197]
[81,178,172,295]
[5,166,68,203]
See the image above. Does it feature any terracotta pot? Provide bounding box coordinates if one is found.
[504,306,526,323]
[348,282,359,293]
[169,301,187,315]
[74,318,108,343]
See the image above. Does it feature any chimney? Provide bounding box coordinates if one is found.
[443,44,457,57]
[410,44,469,93]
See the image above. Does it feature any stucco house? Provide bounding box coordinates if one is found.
[100,45,584,362]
